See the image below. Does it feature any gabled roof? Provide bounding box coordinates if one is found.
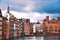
[3,17,8,20]
[50,18,57,23]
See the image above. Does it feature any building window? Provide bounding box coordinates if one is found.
[50,26,53,32]
[0,18,2,20]
[49,30,53,32]
[48,21,50,23]
[0,26,2,29]
[55,30,57,32]
[0,31,2,35]
[59,28,60,32]
[50,26,52,28]
[55,26,57,32]
[0,22,2,25]
[44,26,48,32]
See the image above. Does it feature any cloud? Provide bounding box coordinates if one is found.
[1,0,60,23]
[2,10,60,23]
[0,0,60,13]
[22,2,35,12]
[0,0,36,12]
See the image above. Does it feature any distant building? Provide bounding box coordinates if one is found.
[43,16,60,35]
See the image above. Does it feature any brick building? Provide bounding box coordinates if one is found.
[18,19,24,36]
[13,17,18,38]
[43,16,60,35]
[6,7,16,38]
[5,6,25,38]
[23,19,30,35]
[0,9,3,40]
[30,23,34,34]
[3,17,9,39]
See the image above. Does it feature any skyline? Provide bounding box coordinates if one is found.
[0,0,60,23]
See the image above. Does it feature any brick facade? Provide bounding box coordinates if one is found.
[43,16,60,35]
[3,17,9,39]
[23,19,30,35]
[0,9,3,40]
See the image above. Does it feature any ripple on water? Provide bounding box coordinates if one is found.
[18,36,44,40]
[18,36,60,40]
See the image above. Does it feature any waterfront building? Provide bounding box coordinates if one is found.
[14,18,23,37]
[33,21,43,35]
[0,9,3,40]
[36,21,43,33]
[18,19,24,36]
[5,6,24,38]
[9,13,15,38]
[33,23,37,34]
[6,6,15,38]
[30,23,34,34]
[3,17,9,39]
[14,17,18,37]
[57,17,60,32]
[43,16,60,35]
[23,19,30,35]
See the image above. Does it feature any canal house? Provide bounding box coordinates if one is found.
[33,21,43,36]
[43,16,60,35]
[0,9,3,40]
[23,19,30,36]
[18,19,24,37]
[3,17,10,39]
[13,17,18,38]
[6,6,16,38]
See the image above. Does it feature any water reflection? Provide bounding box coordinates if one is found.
[44,36,60,40]
[18,36,44,40]
[9,36,60,40]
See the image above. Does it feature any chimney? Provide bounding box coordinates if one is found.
[46,16,49,20]
[57,17,60,21]
[0,9,2,17]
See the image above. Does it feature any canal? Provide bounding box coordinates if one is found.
[12,36,60,40]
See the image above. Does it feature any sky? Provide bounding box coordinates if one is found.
[0,0,60,23]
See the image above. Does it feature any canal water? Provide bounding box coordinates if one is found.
[9,36,60,40]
